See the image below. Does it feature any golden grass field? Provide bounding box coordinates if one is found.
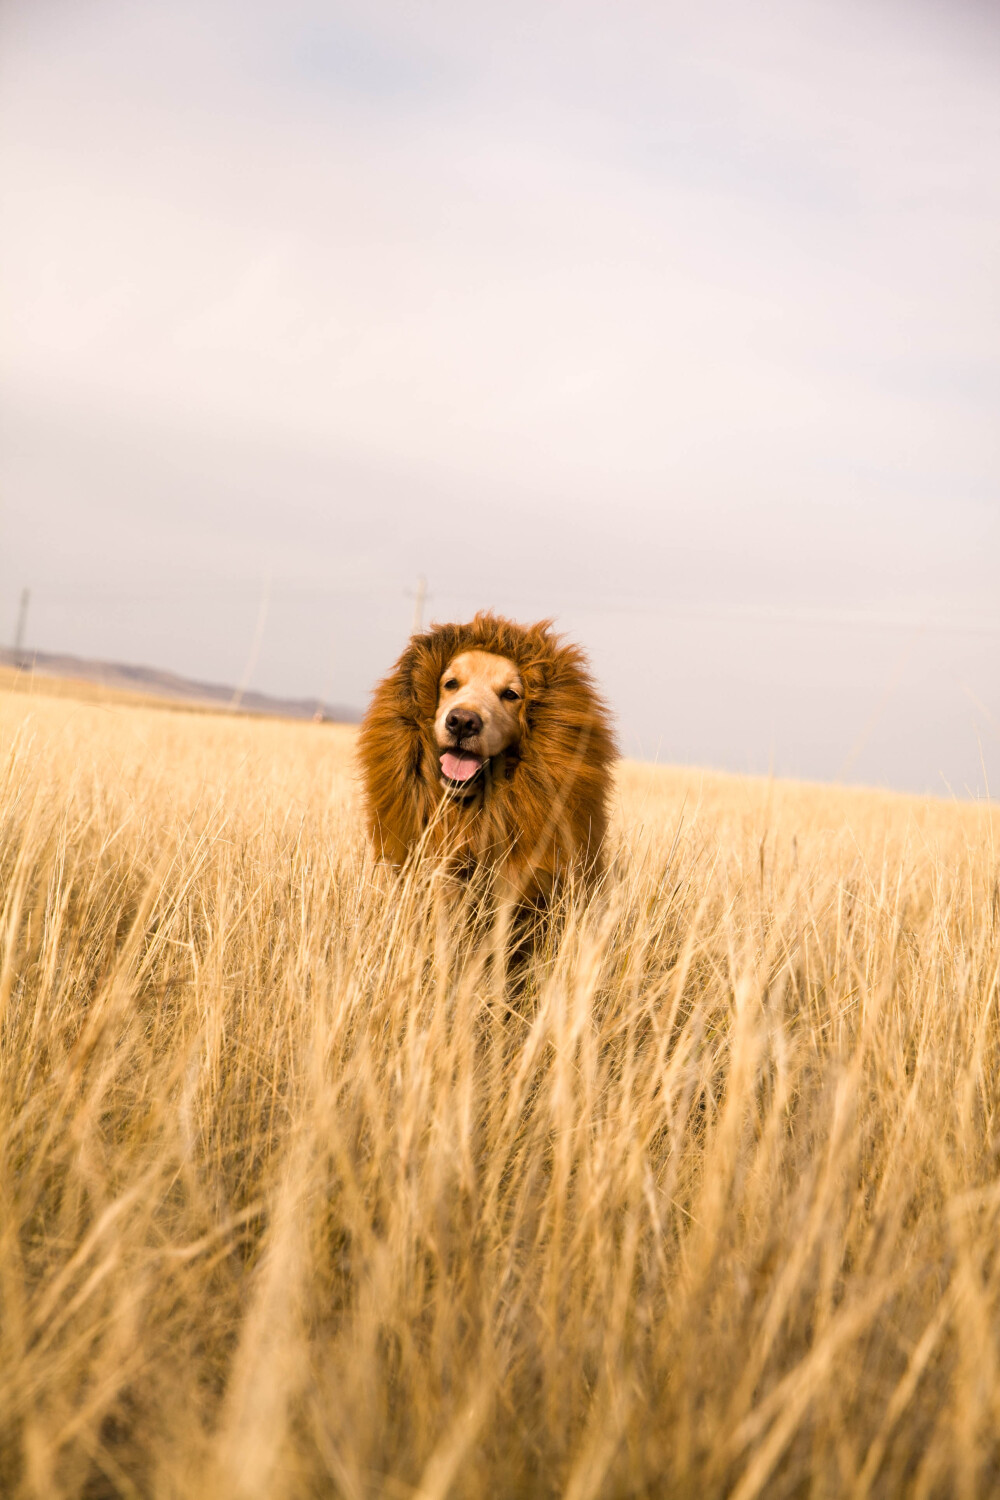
[1,678,998,1499]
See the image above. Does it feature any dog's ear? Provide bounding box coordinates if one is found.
[403,629,453,721]
[516,623,558,717]
[358,633,444,862]
[392,639,425,720]
[382,632,438,712]
[520,659,548,702]
[391,641,420,714]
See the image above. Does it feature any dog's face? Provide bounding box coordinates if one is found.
[434,650,524,788]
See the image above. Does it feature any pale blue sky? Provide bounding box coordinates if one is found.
[1,0,998,792]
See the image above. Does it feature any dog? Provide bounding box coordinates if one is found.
[357,613,617,904]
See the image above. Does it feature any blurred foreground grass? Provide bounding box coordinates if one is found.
[1,685,998,1498]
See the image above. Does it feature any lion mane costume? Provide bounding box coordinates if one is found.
[357,613,617,901]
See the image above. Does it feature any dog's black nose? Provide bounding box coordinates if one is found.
[445,708,482,739]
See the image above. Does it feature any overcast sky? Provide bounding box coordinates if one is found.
[1,0,998,794]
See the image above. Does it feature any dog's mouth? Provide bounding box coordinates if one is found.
[439,748,485,786]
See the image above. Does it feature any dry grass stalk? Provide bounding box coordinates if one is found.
[0,688,998,1498]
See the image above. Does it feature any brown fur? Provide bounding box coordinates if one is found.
[357,613,617,902]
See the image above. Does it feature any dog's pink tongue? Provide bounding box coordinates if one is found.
[441,749,483,782]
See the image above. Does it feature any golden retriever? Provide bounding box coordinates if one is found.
[357,612,616,902]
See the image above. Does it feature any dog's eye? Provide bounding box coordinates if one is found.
[444,678,459,691]
[500,688,520,702]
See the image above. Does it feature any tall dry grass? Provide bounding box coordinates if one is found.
[1,685,998,1499]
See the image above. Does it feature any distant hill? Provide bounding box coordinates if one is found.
[0,647,361,724]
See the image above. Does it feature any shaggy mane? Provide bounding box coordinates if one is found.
[357,613,617,899]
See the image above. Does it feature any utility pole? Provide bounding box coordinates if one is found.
[13,588,29,657]
[408,575,429,634]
